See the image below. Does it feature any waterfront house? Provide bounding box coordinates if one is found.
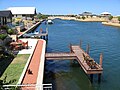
[78,12,96,18]
[0,10,12,25]
[7,7,37,20]
[101,12,111,16]
[82,12,92,16]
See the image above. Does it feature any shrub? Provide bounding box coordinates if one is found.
[7,29,14,35]
[36,14,48,19]
[77,17,81,19]
[0,34,7,40]
[0,46,5,54]
[118,16,120,23]
[82,16,85,20]
[15,22,19,26]
[109,15,113,20]
[0,25,9,30]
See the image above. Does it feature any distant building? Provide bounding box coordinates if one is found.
[77,12,98,18]
[7,7,37,20]
[101,12,111,16]
[0,10,12,25]
[82,12,92,16]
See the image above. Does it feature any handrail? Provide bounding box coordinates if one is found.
[3,83,52,90]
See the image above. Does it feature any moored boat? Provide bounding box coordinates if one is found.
[47,19,53,24]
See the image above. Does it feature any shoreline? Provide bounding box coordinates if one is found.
[102,22,120,27]
[49,16,120,27]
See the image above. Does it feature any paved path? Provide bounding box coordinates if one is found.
[22,40,44,90]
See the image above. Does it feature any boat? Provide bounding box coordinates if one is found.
[34,31,39,34]
[46,19,53,24]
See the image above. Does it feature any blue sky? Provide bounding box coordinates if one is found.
[0,0,120,15]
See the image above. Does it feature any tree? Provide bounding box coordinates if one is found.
[90,15,93,18]
[118,16,120,23]
[36,14,48,19]
[82,16,85,20]
[76,17,81,19]
[109,15,113,21]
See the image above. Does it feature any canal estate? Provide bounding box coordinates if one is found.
[41,19,120,90]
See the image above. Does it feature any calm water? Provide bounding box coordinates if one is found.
[35,19,120,90]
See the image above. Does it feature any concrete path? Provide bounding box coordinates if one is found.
[21,39,46,90]
[18,39,38,54]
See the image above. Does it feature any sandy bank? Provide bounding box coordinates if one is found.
[102,22,120,27]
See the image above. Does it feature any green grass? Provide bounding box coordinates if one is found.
[0,54,30,85]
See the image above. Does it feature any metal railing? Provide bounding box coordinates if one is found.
[2,84,52,90]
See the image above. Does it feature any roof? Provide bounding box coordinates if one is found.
[0,10,12,17]
[101,12,111,15]
[7,7,36,15]
[82,12,92,16]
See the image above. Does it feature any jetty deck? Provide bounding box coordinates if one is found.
[46,52,76,60]
[71,45,103,74]
[46,45,103,75]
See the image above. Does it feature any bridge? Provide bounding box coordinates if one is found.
[45,43,103,82]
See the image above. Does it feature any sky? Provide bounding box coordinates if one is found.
[0,0,120,15]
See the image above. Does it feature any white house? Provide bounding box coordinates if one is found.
[7,7,37,20]
[101,12,111,16]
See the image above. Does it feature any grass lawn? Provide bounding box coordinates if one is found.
[0,54,30,85]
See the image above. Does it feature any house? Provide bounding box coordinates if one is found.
[82,12,92,16]
[0,10,12,25]
[78,12,94,18]
[101,12,111,16]
[7,7,37,20]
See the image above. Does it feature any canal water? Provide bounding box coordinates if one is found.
[35,19,120,90]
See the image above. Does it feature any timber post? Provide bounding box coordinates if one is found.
[86,43,90,54]
[69,43,72,53]
[98,74,101,83]
[98,53,103,82]
[99,53,103,67]
[69,43,74,65]
[46,35,48,40]
[90,74,93,83]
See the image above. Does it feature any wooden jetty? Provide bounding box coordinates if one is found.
[46,53,76,60]
[32,33,48,40]
[45,43,103,82]
[22,28,48,40]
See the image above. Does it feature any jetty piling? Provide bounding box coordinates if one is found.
[69,43,73,53]
[97,53,103,83]
[86,43,90,54]
[99,53,103,67]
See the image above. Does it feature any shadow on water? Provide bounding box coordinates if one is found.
[44,60,94,90]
